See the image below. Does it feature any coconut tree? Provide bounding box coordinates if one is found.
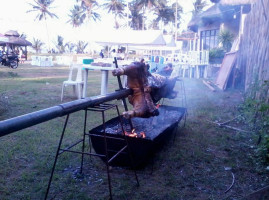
[153,5,175,31]
[67,5,86,27]
[76,0,101,24]
[31,38,44,54]
[135,0,164,30]
[192,0,207,17]
[129,2,143,30]
[76,41,88,54]
[65,42,76,53]
[27,0,58,52]
[55,35,65,53]
[103,0,126,29]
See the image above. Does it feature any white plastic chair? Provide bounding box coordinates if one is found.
[47,56,54,66]
[31,56,40,66]
[39,56,47,67]
[56,56,63,65]
[61,63,84,101]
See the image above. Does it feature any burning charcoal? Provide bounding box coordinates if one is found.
[89,105,186,167]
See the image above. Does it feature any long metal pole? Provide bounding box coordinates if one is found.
[0,89,133,136]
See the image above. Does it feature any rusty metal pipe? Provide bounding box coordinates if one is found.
[0,89,132,137]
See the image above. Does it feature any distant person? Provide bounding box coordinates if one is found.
[19,50,25,63]
[111,49,117,59]
[99,50,104,58]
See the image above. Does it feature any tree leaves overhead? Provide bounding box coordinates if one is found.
[76,0,101,22]
[76,40,88,54]
[31,38,44,53]
[192,0,208,17]
[67,5,86,27]
[27,0,58,21]
[103,0,126,29]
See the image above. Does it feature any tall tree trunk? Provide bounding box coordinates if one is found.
[44,17,51,53]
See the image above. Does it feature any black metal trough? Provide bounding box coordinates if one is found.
[89,105,186,168]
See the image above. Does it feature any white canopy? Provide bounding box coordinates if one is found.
[94,30,166,46]
[129,35,179,51]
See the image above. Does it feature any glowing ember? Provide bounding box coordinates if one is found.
[124,129,146,138]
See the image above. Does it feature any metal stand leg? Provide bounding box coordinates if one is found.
[101,111,113,199]
[87,104,139,199]
[46,103,139,200]
[45,115,70,200]
[115,106,139,186]
[80,109,88,174]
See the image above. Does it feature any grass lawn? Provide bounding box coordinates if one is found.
[0,63,268,200]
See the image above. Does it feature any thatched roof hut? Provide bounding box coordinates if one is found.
[1,30,32,60]
[188,4,223,32]
[1,30,32,47]
[188,0,255,32]
[4,30,20,37]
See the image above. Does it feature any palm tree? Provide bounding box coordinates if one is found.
[103,0,126,29]
[76,41,88,54]
[31,38,44,54]
[27,0,58,52]
[67,5,86,27]
[65,42,76,53]
[154,5,175,31]
[76,0,101,24]
[135,0,163,30]
[129,2,143,30]
[55,35,65,53]
[192,0,207,17]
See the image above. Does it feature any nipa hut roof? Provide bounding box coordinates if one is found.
[188,4,221,30]
[7,36,32,46]
[4,30,20,37]
[1,30,32,46]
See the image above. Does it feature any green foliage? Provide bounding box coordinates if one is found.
[27,0,58,21]
[31,38,44,54]
[209,47,225,64]
[67,4,86,27]
[219,29,234,52]
[76,40,88,54]
[240,87,269,163]
[192,0,208,17]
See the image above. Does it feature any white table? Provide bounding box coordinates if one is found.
[82,65,116,97]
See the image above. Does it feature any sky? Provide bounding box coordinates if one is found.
[0,0,213,50]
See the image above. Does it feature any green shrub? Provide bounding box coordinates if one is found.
[209,47,225,64]
[240,97,269,163]
[219,29,234,52]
